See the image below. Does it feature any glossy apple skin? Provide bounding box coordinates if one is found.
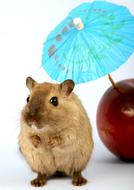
[96,79,134,161]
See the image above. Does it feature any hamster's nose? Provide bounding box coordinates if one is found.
[27,108,39,126]
[28,118,38,127]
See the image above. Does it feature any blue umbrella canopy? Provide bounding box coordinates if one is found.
[42,1,134,84]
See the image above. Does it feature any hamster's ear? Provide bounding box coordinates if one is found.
[26,77,37,91]
[60,79,75,96]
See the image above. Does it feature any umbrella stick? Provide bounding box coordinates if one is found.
[108,74,121,94]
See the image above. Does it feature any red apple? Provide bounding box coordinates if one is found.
[96,79,134,161]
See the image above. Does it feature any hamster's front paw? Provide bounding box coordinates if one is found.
[47,135,62,148]
[30,135,41,148]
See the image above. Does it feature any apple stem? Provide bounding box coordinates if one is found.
[108,74,121,94]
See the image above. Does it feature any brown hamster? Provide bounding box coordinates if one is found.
[18,77,93,187]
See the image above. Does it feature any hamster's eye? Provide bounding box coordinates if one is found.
[26,96,30,103]
[50,96,58,106]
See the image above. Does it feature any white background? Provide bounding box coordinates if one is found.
[0,0,134,189]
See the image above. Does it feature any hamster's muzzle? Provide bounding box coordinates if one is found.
[22,106,44,129]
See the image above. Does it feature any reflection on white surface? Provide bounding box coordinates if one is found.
[0,134,134,190]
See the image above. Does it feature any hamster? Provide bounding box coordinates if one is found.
[18,77,93,187]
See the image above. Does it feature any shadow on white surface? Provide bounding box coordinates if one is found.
[0,135,134,190]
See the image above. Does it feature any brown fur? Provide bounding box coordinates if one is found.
[18,77,93,186]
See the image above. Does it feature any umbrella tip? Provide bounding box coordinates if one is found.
[73,17,84,30]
